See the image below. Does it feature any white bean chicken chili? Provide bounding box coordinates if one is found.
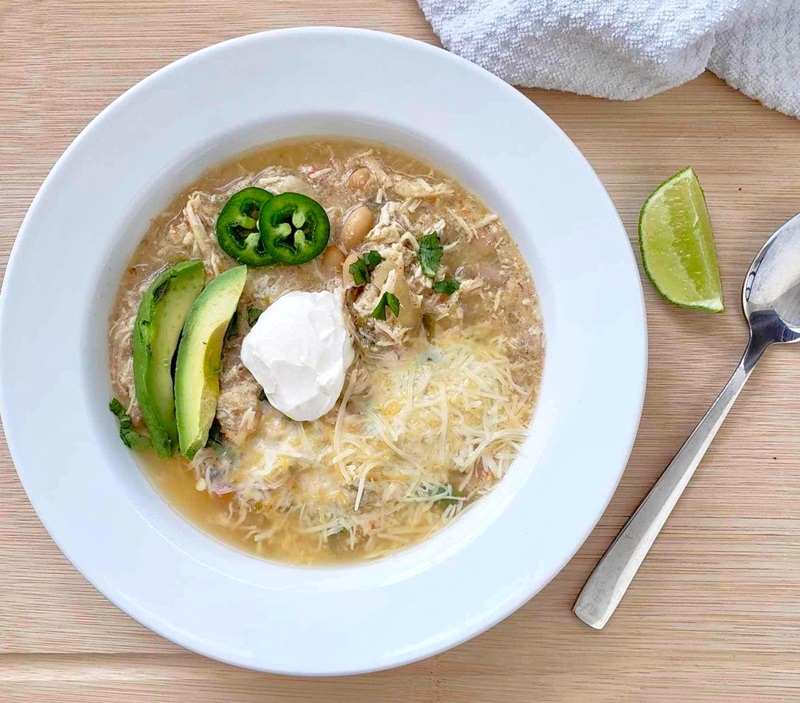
[108,138,544,564]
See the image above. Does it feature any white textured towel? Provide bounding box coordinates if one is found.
[417,0,800,118]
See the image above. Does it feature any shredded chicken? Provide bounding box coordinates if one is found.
[108,273,151,422]
[392,177,453,200]
[185,192,228,277]
[255,172,318,199]
[217,337,262,445]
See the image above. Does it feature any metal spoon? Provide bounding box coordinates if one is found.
[574,212,800,629]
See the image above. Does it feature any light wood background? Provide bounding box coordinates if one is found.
[2,1,800,701]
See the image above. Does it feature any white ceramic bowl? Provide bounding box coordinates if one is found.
[0,28,646,675]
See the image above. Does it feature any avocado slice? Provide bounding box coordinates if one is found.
[133,260,205,458]
[175,265,247,459]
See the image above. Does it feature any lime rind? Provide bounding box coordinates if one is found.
[638,167,724,313]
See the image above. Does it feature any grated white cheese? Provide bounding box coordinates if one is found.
[221,335,533,558]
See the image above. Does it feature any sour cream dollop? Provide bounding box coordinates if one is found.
[241,290,354,422]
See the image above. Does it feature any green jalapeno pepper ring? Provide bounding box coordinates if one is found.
[215,187,276,266]
[258,192,330,265]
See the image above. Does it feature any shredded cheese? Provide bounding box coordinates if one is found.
[217,335,534,560]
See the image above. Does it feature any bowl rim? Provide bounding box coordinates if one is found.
[0,26,647,675]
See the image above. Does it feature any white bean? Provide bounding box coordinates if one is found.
[321,246,345,272]
[347,167,371,191]
[340,206,374,250]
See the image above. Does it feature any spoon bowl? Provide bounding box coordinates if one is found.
[744,213,800,342]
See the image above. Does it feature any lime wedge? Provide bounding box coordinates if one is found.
[639,167,724,312]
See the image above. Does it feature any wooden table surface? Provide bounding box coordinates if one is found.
[2,2,800,701]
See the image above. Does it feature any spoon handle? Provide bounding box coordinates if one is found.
[573,337,768,629]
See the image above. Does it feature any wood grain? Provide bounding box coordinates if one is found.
[2,1,800,701]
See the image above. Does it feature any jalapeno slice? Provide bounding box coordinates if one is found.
[216,187,276,266]
[258,192,330,265]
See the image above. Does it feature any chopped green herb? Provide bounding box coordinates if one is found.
[363,250,383,269]
[258,388,267,402]
[432,275,460,295]
[418,232,443,278]
[349,261,368,286]
[349,250,384,286]
[109,398,151,451]
[247,307,263,326]
[370,291,401,320]
[424,483,460,507]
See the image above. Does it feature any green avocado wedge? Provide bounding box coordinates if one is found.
[133,260,205,458]
[175,265,247,459]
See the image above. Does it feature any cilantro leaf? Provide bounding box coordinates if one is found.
[109,398,151,451]
[418,232,443,278]
[432,275,460,295]
[370,291,401,320]
[424,483,461,507]
[350,261,368,286]
[349,250,384,286]
[247,307,263,326]
[362,250,383,269]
